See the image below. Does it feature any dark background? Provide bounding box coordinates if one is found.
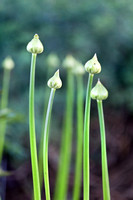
[0,0,133,199]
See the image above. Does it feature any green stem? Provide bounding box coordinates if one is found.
[83,73,94,200]
[29,53,41,200]
[0,68,11,165]
[97,100,111,200]
[54,70,74,200]
[43,88,55,200]
[73,75,84,200]
[38,67,53,191]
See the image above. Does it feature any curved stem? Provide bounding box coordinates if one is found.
[43,88,56,200]
[54,70,74,200]
[29,53,41,200]
[97,100,111,200]
[0,68,11,165]
[38,67,53,190]
[73,75,84,200]
[83,73,94,200]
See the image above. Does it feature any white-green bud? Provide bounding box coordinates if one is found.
[85,54,101,74]
[27,34,44,54]
[47,69,62,89]
[72,61,85,75]
[2,56,15,70]
[91,79,108,101]
[62,55,77,70]
[46,53,60,69]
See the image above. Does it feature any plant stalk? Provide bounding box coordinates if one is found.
[97,100,111,200]
[29,53,41,200]
[0,68,11,165]
[38,67,54,191]
[54,70,74,200]
[43,88,55,200]
[83,73,94,200]
[73,75,84,200]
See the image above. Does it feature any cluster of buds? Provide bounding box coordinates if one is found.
[26,34,108,97]
[63,55,85,76]
[27,34,62,89]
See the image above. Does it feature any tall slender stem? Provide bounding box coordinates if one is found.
[83,73,94,200]
[43,88,55,200]
[29,53,41,200]
[54,70,74,200]
[73,75,84,200]
[97,100,111,200]
[38,67,53,190]
[0,68,11,165]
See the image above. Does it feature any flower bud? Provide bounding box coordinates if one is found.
[2,56,15,70]
[72,61,85,75]
[46,53,60,69]
[91,79,108,101]
[85,54,101,74]
[62,55,76,70]
[47,69,62,89]
[27,34,44,54]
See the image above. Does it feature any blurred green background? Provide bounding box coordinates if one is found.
[0,0,133,199]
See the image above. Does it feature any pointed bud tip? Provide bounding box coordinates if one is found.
[55,69,59,75]
[93,53,97,60]
[34,34,39,39]
[98,78,100,82]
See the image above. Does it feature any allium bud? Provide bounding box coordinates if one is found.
[85,54,101,74]
[27,34,44,54]
[62,55,76,70]
[46,53,60,69]
[91,79,108,101]
[2,56,15,70]
[72,61,85,75]
[47,70,62,89]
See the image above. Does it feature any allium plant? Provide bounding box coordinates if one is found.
[83,54,101,200]
[91,80,111,200]
[25,33,112,200]
[43,70,62,200]
[38,53,60,190]
[27,34,43,200]
[0,56,14,165]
